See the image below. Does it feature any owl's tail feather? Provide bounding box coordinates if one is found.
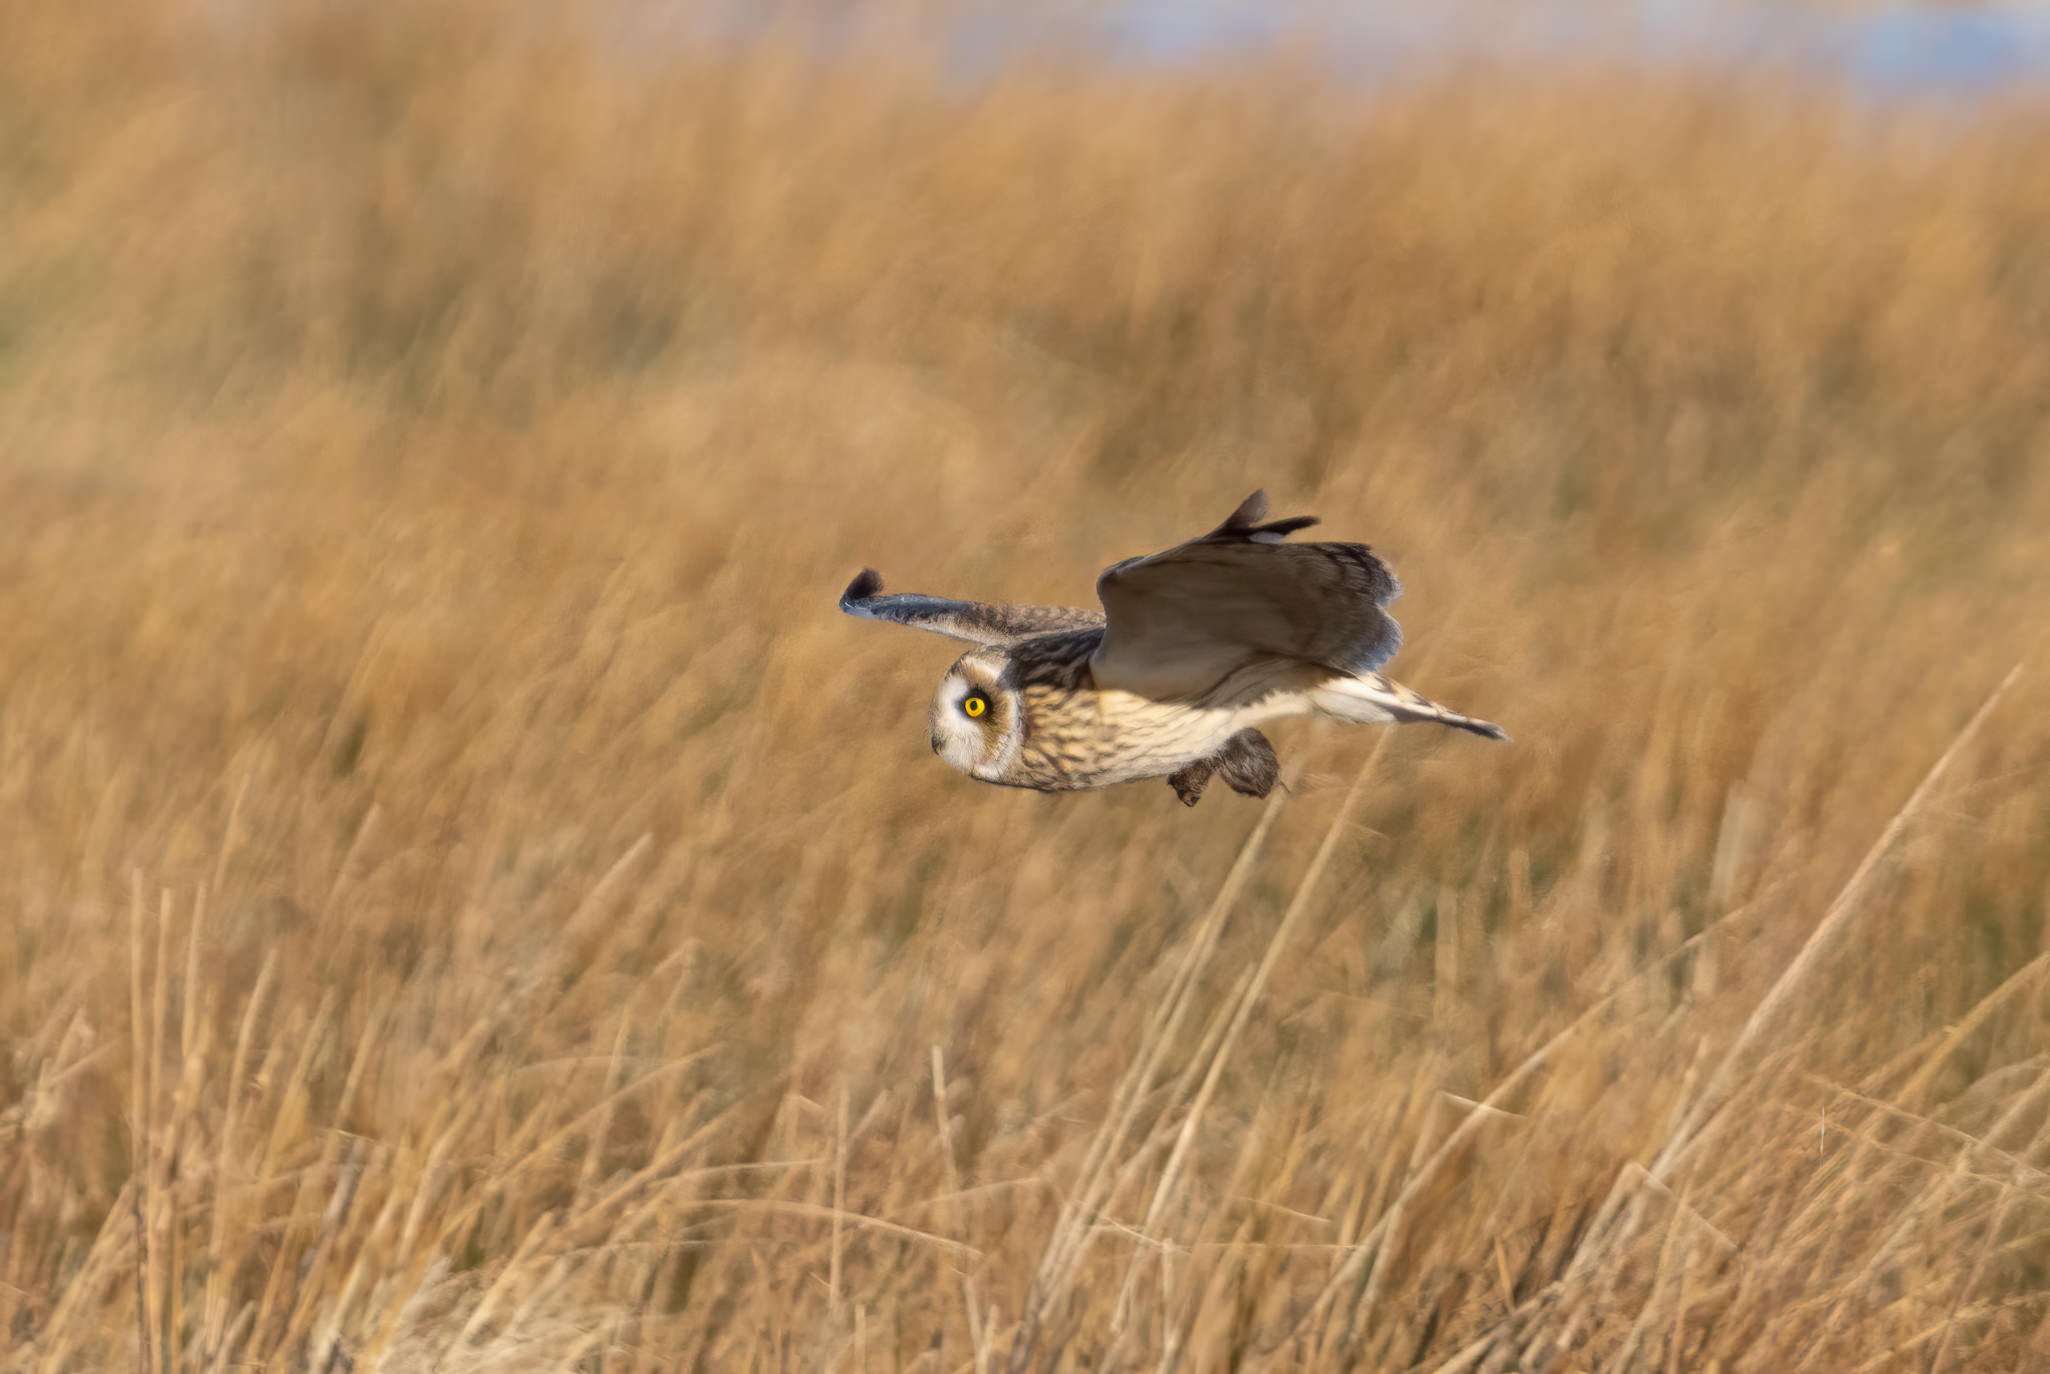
[1313,674,1510,742]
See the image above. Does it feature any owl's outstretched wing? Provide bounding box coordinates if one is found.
[1090,491,1402,699]
[839,569,1105,647]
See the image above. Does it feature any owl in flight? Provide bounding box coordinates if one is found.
[841,492,1506,806]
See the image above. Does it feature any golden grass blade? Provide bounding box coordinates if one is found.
[1646,664,2024,1186]
[202,948,275,1366]
[1008,782,1290,1372]
[1131,740,1391,1367]
[126,874,154,1374]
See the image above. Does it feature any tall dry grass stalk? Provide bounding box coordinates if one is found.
[3,1,2050,1369]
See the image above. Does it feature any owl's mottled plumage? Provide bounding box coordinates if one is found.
[841,491,1506,805]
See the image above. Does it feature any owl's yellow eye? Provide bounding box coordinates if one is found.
[962,694,988,718]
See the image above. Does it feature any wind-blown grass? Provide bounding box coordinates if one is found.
[3,3,2049,1369]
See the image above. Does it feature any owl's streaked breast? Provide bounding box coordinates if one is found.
[992,634,1237,791]
[1020,689,1237,789]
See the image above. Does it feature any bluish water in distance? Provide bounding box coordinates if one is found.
[654,1,2050,100]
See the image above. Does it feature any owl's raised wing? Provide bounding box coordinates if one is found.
[840,569,1104,647]
[1090,491,1402,699]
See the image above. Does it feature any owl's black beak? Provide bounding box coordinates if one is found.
[930,733,943,755]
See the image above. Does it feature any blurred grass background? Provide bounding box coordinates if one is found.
[3,1,2050,1369]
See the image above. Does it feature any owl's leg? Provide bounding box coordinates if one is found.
[1167,757,1216,807]
[1171,730,1279,806]
[1216,729,1280,798]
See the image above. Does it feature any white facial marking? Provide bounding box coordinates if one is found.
[930,669,1002,779]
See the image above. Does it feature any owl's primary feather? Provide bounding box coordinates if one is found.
[841,491,1505,805]
[839,568,1102,645]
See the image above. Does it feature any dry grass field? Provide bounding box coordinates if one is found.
[4,2,2050,1370]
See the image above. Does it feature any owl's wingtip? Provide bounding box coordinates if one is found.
[1213,489,1319,542]
[1224,490,1269,529]
[841,568,884,610]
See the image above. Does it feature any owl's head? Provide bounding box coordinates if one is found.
[930,649,1022,781]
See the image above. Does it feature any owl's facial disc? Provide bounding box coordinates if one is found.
[930,657,1016,780]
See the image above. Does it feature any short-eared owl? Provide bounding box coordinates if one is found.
[841,491,1506,806]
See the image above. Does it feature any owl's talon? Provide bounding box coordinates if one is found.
[1168,760,1214,807]
[1218,728,1281,798]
